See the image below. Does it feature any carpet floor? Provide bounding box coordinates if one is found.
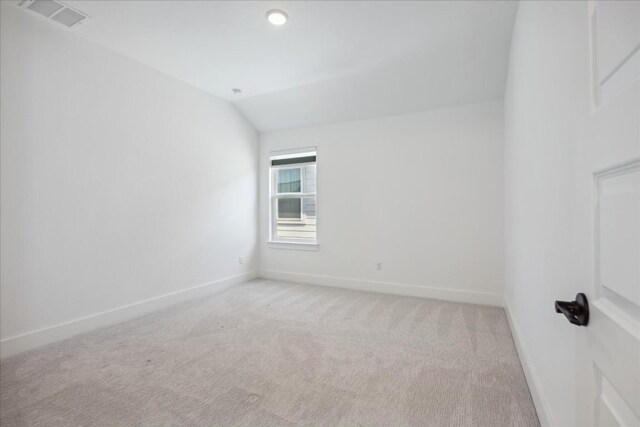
[0,279,539,426]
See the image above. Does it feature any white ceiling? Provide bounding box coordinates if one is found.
[30,0,518,131]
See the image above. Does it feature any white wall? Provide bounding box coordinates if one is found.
[0,5,258,357]
[503,4,582,423]
[259,102,504,305]
[503,2,640,425]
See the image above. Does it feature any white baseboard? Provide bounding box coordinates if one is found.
[504,300,554,427]
[0,271,257,360]
[259,269,502,307]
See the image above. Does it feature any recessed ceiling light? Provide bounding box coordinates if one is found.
[232,88,242,94]
[266,9,288,26]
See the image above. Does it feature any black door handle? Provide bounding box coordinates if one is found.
[555,293,589,326]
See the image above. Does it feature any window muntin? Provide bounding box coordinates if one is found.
[270,150,317,244]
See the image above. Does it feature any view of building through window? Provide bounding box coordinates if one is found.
[270,150,317,243]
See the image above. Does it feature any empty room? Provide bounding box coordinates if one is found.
[0,0,638,426]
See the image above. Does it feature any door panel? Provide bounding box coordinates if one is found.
[590,298,640,421]
[596,163,640,306]
[584,1,640,426]
[596,0,639,80]
[593,0,640,105]
[596,375,640,427]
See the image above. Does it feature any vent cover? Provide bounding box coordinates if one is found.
[19,0,88,28]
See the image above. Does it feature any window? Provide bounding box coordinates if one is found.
[270,149,317,244]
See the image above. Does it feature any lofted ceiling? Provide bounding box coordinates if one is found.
[18,0,518,131]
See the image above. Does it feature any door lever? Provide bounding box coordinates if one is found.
[555,293,589,326]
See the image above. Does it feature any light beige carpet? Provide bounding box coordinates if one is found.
[0,279,539,426]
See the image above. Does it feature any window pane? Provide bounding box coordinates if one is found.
[275,196,316,240]
[277,198,301,219]
[303,164,316,193]
[303,197,316,218]
[277,168,301,193]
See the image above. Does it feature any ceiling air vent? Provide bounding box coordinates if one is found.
[18,0,88,28]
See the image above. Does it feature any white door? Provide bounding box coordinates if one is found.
[574,1,640,426]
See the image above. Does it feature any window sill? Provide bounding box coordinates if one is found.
[268,241,319,251]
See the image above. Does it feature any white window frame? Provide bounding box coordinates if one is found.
[269,148,318,248]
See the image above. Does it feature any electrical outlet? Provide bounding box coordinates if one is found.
[238,256,244,265]
[376,261,383,271]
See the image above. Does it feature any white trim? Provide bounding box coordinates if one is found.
[0,271,257,359]
[504,300,554,427]
[259,269,502,306]
[269,146,317,158]
[274,193,316,198]
[267,241,319,251]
